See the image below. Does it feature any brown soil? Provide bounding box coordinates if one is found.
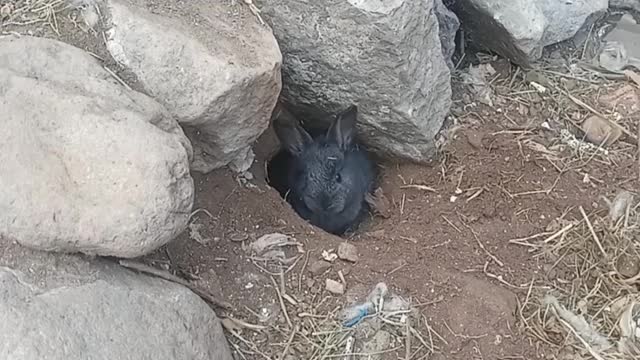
[146,110,637,359]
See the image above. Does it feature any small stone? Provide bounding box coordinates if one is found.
[466,131,484,150]
[1,3,14,19]
[338,242,358,263]
[305,278,316,289]
[366,229,386,239]
[242,171,254,180]
[322,250,338,262]
[309,260,331,276]
[325,279,345,295]
[608,190,635,224]
[580,115,622,147]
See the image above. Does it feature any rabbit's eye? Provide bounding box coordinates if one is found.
[335,173,342,183]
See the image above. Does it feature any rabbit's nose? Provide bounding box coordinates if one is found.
[320,196,334,211]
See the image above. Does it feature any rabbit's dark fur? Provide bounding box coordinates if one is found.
[270,105,376,235]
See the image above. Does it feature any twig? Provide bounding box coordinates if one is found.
[227,328,272,360]
[459,219,504,267]
[405,317,412,360]
[441,215,462,233]
[270,276,293,328]
[400,184,436,192]
[118,260,232,310]
[280,325,297,359]
[557,318,606,360]
[543,223,575,243]
[298,250,310,293]
[578,206,607,258]
[222,316,267,331]
[103,65,132,91]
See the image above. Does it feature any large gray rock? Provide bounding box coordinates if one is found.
[610,0,640,12]
[102,0,282,173]
[0,36,194,258]
[0,243,232,360]
[454,0,608,65]
[257,0,453,163]
[435,0,461,70]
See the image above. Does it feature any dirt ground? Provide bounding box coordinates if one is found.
[2,2,640,359]
[151,108,636,359]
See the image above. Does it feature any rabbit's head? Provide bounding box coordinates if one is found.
[273,105,374,234]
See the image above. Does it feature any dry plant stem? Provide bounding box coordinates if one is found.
[460,219,505,267]
[543,223,574,243]
[103,65,132,91]
[280,325,297,359]
[405,317,412,360]
[224,316,266,331]
[270,276,293,329]
[230,341,248,360]
[118,260,232,310]
[579,206,607,258]
[557,318,606,360]
[228,328,272,360]
[441,215,462,233]
[298,250,310,293]
[400,184,436,192]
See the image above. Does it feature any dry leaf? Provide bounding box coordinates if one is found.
[625,70,640,87]
[365,187,391,218]
[249,233,291,254]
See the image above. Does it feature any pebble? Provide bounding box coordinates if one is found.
[466,131,484,150]
[308,260,331,276]
[580,115,622,147]
[366,229,385,239]
[338,242,359,263]
[326,279,345,295]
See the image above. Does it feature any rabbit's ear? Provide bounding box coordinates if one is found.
[328,105,357,150]
[273,117,313,156]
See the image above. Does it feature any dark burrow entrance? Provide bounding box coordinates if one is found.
[264,106,382,237]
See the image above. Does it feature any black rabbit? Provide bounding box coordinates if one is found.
[269,105,376,235]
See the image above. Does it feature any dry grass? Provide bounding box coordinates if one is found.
[511,193,640,359]
[449,30,640,358]
[224,241,446,360]
[0,0,71,35]
[452,27,639,163]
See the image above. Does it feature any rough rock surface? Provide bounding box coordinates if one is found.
[257,0,453,163]
[0,243,232,360]
[103,0,282,172]
[435,0,461,70]
[0,36,194,258]
[610,0,640,12]
[454,0,608,65]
